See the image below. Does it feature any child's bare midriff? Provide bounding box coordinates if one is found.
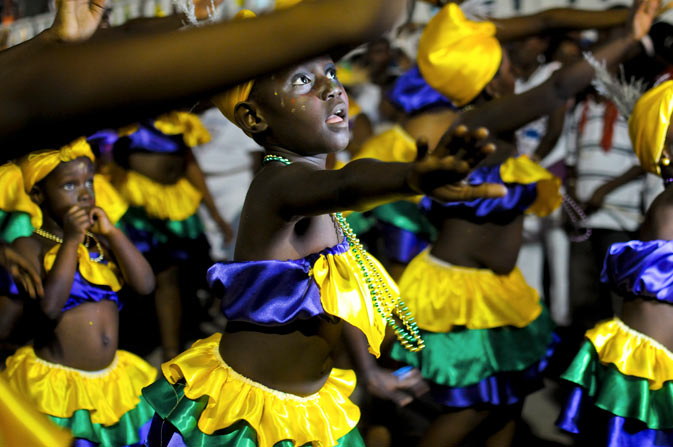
[431,216,524,275]
[128,152,185,185]
[621,299,673,352]
[219,318,343,396]
[35,299,119,371]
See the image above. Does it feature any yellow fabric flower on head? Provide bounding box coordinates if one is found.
[417,3,501,107]
[628,80,673,175]
[211,9,257,127]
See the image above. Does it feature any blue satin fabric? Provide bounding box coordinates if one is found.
[420,163,538,222]
[388,66,453,115]
[379,223,429,264]
[0,268,19,295]
[71,419,150,447]
[208,240,350,325]
[430,333,556,408]
[87,129,120,157]
[558,387,673,447]
[61,270,121,312]
[122,124,186,154]
[601,240,673,304]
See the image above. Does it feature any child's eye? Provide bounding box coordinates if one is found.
[326,68,337,80]
[292,75,312,86]
[85,179,94,189]
[63,183,75,191]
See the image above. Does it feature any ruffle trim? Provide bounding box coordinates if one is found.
[499,155,562,217]
[43,244,123,292]
[390,306,554,388]
[111,167,202,221]
[119,206,204,243]
[0,210,34,243]
[560,340,673,430]
[400,249,541,332]
[2,346,156,426]
[49,398,153,447]
[93,174,128,225]
[155,333,360,447]
[587,318,673,390]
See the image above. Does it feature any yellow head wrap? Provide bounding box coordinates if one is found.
[0,163,43,230]
[417,3,502,107]
[211,9,258,127]
[20,137,95,193]
[628,80,673,175]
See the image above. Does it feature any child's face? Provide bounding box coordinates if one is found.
[39,157,95,221]
[252,56,350,155]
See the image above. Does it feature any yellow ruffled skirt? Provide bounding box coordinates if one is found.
[143,333,361,447]
[400,249,542,332]
[2,346,156,427]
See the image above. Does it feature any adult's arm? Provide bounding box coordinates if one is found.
[0,0,406,158]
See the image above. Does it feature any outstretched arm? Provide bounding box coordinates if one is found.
[494,7,629,43]
[458,0,658,137]
[265,126,506,220]
[0,0,407,158]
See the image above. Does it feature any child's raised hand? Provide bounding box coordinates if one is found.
[63,205,92,244]
[0,245,43,299]
[629,0,660,40]
[89,207,114,236]
[50,0,107,43]
[406,125,507,203]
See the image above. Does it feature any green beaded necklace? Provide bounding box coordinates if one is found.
[263,154,425,352]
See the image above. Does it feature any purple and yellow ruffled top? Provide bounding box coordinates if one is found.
[421,155,562,222]
[208,237,388,357]
[558,240,673,444]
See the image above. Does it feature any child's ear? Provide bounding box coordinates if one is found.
[29,186,44,206]
[234,102,269,135]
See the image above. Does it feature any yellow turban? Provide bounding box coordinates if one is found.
[211,9,257,127]
[628,80,673,175]
[153,111,211,147]
[0,163,43,230]
[417,3,502,107]
[20,137,95,193]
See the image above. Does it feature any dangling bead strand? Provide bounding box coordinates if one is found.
[263,153,424,352]
[34,228,105,263]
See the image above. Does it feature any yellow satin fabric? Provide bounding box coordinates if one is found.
[153,111,212,148]
[0,162,43,229]
[211,10,257,128]
[499,155,562,217]
[93,174,128,225]
[417,4,501,107]
[628,80,673,175]
[2,346,156,426]
[311,248,389,358]
[0,376,72,447]
[162,333,360,447]
[111,168,202,221]
[20,137,95,192]
[352,125,417,163]
[275,0,302,9]
[587,318,673,390]
[43,244,123,292]
[400,249,541,333]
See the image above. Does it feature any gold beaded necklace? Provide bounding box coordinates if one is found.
[34,228,105,263]
[263,154,425,352]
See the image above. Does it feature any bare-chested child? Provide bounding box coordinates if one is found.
[558,81,673,446]
[1,141,156,446]
[140,8,508,446]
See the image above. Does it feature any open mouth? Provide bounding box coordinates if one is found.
[326,104,346,124]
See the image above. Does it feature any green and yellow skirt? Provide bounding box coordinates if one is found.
[143,333,365,447]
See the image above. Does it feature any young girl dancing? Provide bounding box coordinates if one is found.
[557,79,673,446]
[1,139,156,446]
[140,8,508,447]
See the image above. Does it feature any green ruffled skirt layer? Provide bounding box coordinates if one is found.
[142,378,365,447]
[561,341,673,430]
[49,396,154,447]
[391,306,554,388]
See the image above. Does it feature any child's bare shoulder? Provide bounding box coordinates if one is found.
[643,188,673,240]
